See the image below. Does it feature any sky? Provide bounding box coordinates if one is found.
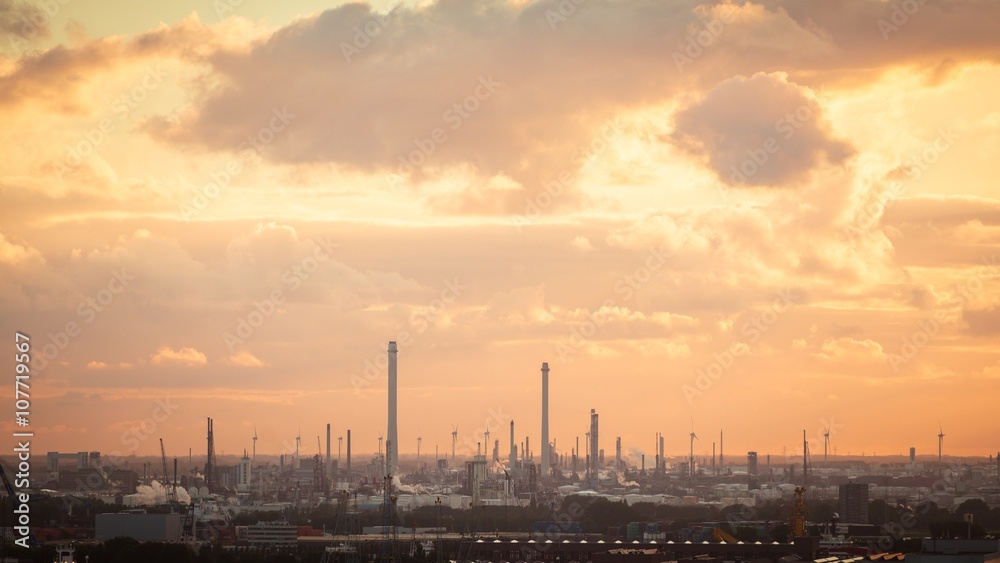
[1,0,999,467]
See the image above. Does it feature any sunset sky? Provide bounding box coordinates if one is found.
[2,0,999,466]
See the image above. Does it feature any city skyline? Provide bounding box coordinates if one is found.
[2,0,1000,461]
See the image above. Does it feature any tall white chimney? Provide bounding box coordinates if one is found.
[509,420,516,466]
[388,341,398,475]
[541,362,550,478]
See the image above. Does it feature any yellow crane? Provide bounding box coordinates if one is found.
[789,486,808,539]
[712,526,738,543]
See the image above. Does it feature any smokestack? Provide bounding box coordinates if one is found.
[616,437,621,470]
[541,362,550,478]
[206,417,215,492]
[720,429,724,467]
[326,424,331,473]
[659,435,664,473]
[509,420,516,467]
[575,436,579,472]
[590,409,599,479]
[346,429,352,476]
[388,341,398,475]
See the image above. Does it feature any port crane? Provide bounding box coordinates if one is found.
[160,438,170,482]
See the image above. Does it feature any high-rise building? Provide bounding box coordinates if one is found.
[237,451,252,493]
[838,483,870,524]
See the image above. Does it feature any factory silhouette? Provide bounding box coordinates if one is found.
[18,340,1000,563]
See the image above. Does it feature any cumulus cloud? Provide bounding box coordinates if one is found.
[815,337,887,364]
[671,72,854,188]
[568,236,594,253]
[133,0,1000,212]
[151,346,208,365]
[962,306,1000,336]
[3,0,997,215]
[0,232,43,265]
[226,350,267,367]
[0,0,50,44]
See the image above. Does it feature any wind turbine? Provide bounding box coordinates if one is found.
[451,424,459,465]
[938,423,945,469]
[295,427,301,467]
[689,420,699,482]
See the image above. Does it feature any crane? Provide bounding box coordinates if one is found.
[160,438,176,502]
[712,526,738,543]
[789,486,808,539]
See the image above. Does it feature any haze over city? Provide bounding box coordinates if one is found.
[2,0,1000,465]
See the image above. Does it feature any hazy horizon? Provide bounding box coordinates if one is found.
[2,0,999,462]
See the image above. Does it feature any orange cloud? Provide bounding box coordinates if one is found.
[151,346,208,366]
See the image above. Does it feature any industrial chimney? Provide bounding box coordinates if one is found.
[509,420,516,467]
[388,341,399,475]
[541,362,550,478]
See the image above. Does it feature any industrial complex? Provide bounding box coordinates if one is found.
[2,342,999,563]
